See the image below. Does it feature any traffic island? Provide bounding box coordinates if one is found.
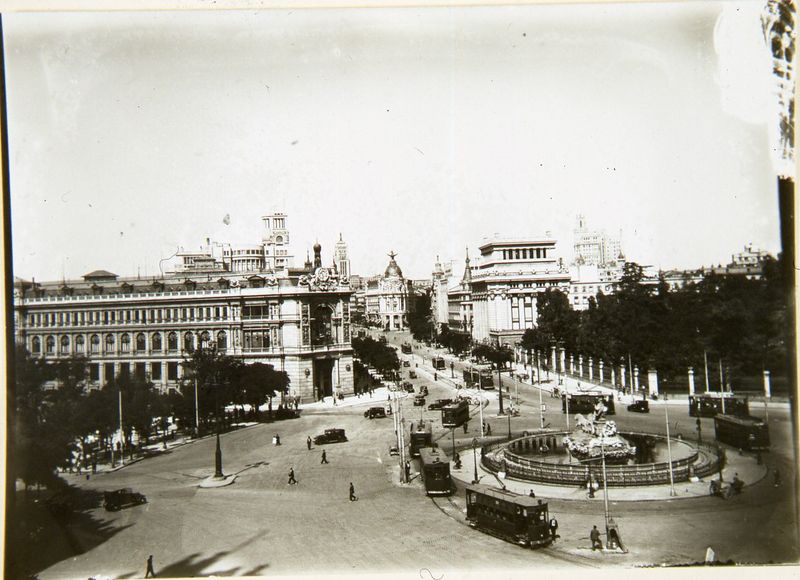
[198,474,237,488]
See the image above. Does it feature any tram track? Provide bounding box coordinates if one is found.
[429,494,600,568]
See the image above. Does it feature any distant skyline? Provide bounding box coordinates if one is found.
[6,1,783,282]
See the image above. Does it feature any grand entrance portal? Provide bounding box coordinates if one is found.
[314,358,335,401]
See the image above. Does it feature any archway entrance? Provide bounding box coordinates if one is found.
[314,358,335,400]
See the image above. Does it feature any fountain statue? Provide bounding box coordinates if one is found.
[562,401,637,464]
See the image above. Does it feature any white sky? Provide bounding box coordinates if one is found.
[5,1,782,281]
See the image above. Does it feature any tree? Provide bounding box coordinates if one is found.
[238,363,290,420]
[181,347,242,430]
[408,291,434,341]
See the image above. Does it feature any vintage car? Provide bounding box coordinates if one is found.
[409,371,417,379]
[419,385,429,396]
[364,406,387,419]
[427,398,453,411]
[403,381,415,393]
[103,488,147,512]
[403,360,411,367]
[313,428,348,445]
[627,400,650,413]
[413,395,426,406]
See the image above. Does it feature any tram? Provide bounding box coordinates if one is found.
[418,447,453,496]
[409,421,433,457]
[562,393,616,415]
[689,393,749,418]
[401,343,413,354]
[465,484,554,548]
[463,367,494,389]
[714,414,770,451]
[432,357,447,370]
[441,399,470,428]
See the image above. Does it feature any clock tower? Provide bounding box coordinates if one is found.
[262,212,294,271]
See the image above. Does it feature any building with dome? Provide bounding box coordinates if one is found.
[365,251,414,330]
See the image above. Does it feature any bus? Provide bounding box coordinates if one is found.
[714,414,770,451]
[409,421,433,457]
[689,394,749,418]
[418,447,453,496]
[465,484,553,548]
[432,357,446,370]
[441,399,470,428]
[463,367,495,390]
[561,393,616,416]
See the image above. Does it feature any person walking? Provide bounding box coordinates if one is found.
[590,525,602,551]
[349,482,357,501]
[288,467,297,485]
[306,436,312,451]
[404,460,411,481]
[463,421,469,434]
[549,518,559,542]
[321,450,329,464]
[145,555,156,578]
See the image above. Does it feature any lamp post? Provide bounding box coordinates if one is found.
[194,377,200,436]
[118,385,125,465]
[451,427,456,456]
[507,412,511,440]
[664,401,677,496]
[450,361,455,379]
[472,437,479,484]
[538,377,545,429]
[600,438,611,543]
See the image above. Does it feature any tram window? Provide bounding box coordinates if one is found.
[522,508,527,517]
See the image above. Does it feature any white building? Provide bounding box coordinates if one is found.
[431,256,454,330]
[365,252,413,330]
[573,214,622,266]
[334,233,350,280]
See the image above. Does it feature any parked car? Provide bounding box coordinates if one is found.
[403,360,411,367]
[409,371,417,379]
[364,407,387,419]
[627,400,650,413]
[413,395,426,406]
[419,386,429,396]
[403,381,415,393]
[427,398,453,411]
[313,428,348,445]
[103,488,147,512]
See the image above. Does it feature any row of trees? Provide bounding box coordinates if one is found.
[436,325,472,354]
[11,346,290,491]
[351,336,400,375]
[520,259,790,388]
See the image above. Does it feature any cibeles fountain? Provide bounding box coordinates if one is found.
[481,403,721,488]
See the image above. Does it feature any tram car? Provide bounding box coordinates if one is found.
[465,484,553,548]
[561,393,616,416]
[401,343,413,354]
[409,421,433,458]
[714,414,770,451]
[462,367,495,389]
[418,447,453,496]
[441,399,470,428]
[689,394,749,418]
[432,357,447,370]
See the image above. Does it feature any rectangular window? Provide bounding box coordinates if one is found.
[120,363,130,378]
[89,364,100,382]
[167,362,178,381]
[151,362,162,380]
[215,306,221,319]
[135,310,140,323]
[135,363,146,380]
[104,363,115,382]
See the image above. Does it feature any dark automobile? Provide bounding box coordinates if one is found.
[413,395,426,406]
[627,400,650,413]
[313,428,348,445]
[364,407,387,419]
[419,385,429,396]
[403,381,415,393]
[428,398,453,411]
[403,360,411,367]
[409,371,417,379]
[104,488,147,512]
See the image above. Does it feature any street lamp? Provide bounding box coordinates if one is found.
[472,437,479,484]
[450,361,455,379]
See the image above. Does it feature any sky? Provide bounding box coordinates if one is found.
[5,0,784,282]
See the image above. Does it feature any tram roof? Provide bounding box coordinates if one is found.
[418,447,449,463]
[466,483,546,508]
[714,414,765,426]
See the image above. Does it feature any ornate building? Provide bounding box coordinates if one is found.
[447,249,474,334]
[365,251,413,330]
[14,218,353,404]
[334,233,350,280]
[431,255,453,331]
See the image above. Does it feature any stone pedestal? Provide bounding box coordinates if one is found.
[559,348,566,375]
[633,366,640,391]
[578,355,584,377]
[647,369,658,396]
[688,367,695,396]
[570,354,575,375]
[620,366,626,391]
[599,360,604,383]
[763,369,772,399]
[611,367,616,388]
[588,358,594,381]
[551,347,557,373]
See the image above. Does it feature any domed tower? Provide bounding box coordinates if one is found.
[313,241,322,269]
[373,250,409,331]
[334,233,350,280]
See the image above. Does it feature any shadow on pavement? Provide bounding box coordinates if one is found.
[117,551,269,578]
[7,485,133,580]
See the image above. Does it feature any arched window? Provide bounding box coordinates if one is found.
[120,333,131,353]
[152,332,162,352]
[135,333,146,352]
[216,330,227,351]
[167,332,178,351]
[105,334,115,353]
[75,335,85,353]
[60,335,70,354]
[31,336,41,354]
[46,336,56,354]
[184,332,194,352]
[199,331,210,349]
[90,334,100,354]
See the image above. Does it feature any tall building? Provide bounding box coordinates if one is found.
[573,214,622,266]
[431,256,453,330]
[468,236,571,346]
[365,251,413,330]
[334,233,350,280]
[14,218,353,403]
[447,249,474,333]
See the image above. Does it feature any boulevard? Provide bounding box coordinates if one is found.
[37,330,798,578]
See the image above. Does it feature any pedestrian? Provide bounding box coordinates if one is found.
[486,423,492,436]
[275,434,281,446]
[321,450,329,464]
[590,525,602,551]
[307,436,312,451]
[288,467,297,485]
[145,554,156,578]
[463,421,469,434]
[404,460,411,481]
[528,489,536,498]
[549,517,559,542]
[349,482,357,501]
